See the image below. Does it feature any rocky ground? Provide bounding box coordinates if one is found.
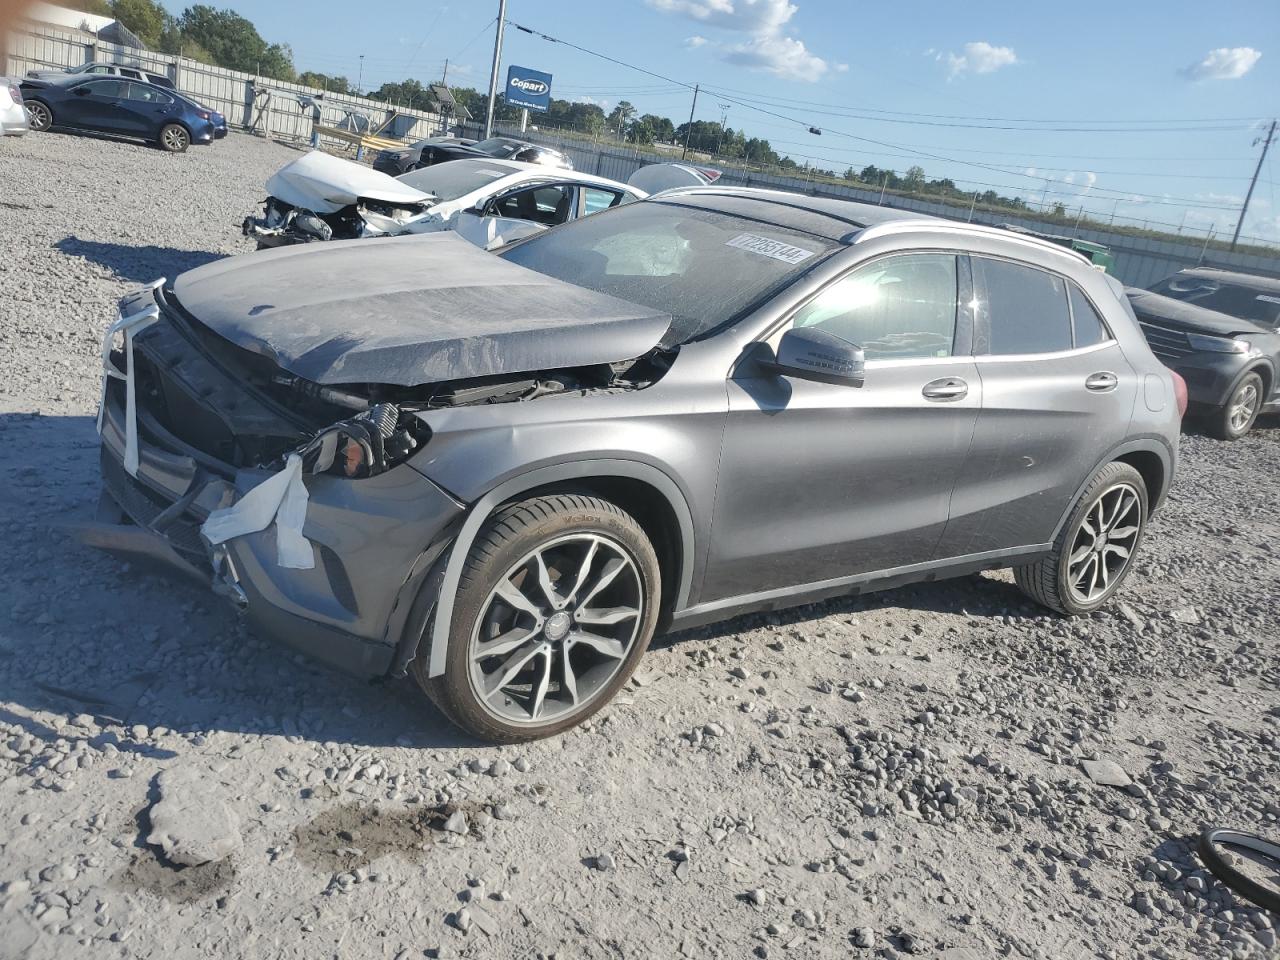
[0,129,1277,960]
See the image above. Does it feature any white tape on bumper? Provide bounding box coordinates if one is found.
[97,282,163,477]
[200,454,315,570]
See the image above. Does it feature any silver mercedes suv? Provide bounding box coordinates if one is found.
[87,188,1182,741]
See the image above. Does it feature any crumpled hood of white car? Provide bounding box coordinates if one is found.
[266,150,433,213]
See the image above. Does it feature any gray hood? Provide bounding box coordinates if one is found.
[171,232,672,386]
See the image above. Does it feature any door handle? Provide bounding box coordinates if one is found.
[922,377,968,401]
[1085,372,1118,392]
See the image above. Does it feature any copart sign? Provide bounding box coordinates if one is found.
[506,66,553,112]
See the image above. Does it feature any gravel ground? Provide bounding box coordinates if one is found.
[0,129,1278,960]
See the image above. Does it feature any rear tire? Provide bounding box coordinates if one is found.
[1014,462,1148,615]
[25,100,52,132]
[158,123,189,153]
[411,494,661,743]
[1206,371,1262,440]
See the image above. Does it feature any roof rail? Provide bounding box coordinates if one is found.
[852,219,1093,267]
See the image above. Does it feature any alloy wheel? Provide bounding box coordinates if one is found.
[162,126,188,151]
[468,533,644,726]
[26,102,51,131]
[1228,381,1259,434]
[1066,482,1142,604]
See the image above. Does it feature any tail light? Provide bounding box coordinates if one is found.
[8,84,21,104]
[1170,369,1189,418]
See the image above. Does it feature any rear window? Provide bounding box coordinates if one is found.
[1069,283,1110,348]
[397,161,516,202]
[975,257,1073,355]
[500,198,837,346]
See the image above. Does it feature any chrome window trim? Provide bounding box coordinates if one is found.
[974,339,1118,364]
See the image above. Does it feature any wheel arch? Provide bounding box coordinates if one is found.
[424,459,696,678]
[1049,437,1173,544]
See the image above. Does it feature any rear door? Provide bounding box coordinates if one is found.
[939,256,1138,557]
[118,81,175,136]
[703,251,981,601]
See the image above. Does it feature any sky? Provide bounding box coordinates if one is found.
[161,0,1280,243]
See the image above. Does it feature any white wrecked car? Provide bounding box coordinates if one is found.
[242,150,717,251]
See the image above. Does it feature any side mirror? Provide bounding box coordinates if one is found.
[768,326,865,387]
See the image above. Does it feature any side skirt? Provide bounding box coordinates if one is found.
[668,543,1051,631]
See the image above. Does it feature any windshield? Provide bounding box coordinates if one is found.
[470,137,520,158]
[397,161,516,202]
[1151,275,1280,326]
[500,199,838,345]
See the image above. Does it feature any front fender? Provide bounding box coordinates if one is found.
[417,457,697,678]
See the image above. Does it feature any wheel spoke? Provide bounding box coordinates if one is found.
[533,552,563,610]
[1104,544,1131,560]
[530,650,553,719]
[472,626,539,661]
[484,643,543,697]
[564,538,599,605]
[1069,543,1094,565]
[561,651,579,705]
[1108,524,1139,541]
[1073,555,1096,590]
[567,630,627,660]
[574,605,640,627]
[576,557,627,610]
[494,578,543,620]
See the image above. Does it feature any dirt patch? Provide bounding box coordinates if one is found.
[292,801,486,874]
[114,849,235,904]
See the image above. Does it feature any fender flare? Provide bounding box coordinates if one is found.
[1048,435,1174,543]
[425,458,697,677]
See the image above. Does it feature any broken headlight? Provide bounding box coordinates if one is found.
[298,403,429,479]
[293,213,333,242]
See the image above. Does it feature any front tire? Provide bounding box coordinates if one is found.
[25,100,52,132]
[1206,371,1262,440]
[1014,462,1148,615]
[159,123,189,153]
[412,494,661,743]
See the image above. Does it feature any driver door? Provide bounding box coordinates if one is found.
[703,252,981,602]
[63,79,128,131]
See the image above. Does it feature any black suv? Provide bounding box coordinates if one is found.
[1129,268,1280,439]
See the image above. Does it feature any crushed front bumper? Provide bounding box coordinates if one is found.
[81,303,465,678]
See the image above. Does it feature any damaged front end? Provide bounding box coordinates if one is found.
[241,149,441,248]
[81,255,674,677]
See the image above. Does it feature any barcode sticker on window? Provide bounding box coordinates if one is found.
[1256,294,1280,305]
[725,233,815,265]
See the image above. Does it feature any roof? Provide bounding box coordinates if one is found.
[417,158,639,194]
[653,187,928,242]
[1168,267,1280,293]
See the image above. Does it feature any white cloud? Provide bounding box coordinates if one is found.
[1179,47,1261,81]
[649,0,829,82]
[725,33,828,81]
[944,41,1019,79]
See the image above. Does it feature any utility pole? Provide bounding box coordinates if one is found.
[681,84,699,161]
[1231,119,1276,250]
[484,0,509,139]
[442,59,449,85]
[357,54,364,94]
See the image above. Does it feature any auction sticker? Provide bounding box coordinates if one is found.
[725,233,815,265]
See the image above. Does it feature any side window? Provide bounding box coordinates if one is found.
[1068,283,1110,348]
[975,257,1072,355]
[787,253,958,361]
[84,65,111,74]
[78,80,124,98]
[126,84,172,104]
[582,188,623,216]
[121,68,142,79]
[492,185,574,225]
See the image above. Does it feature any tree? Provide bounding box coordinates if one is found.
[298,72,353,95]
[177,5,295,80]
[110,0,167,48]
[606,100,635,138]
[903,165,926,191]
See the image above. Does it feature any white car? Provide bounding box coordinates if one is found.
[1,79,28,136]
[242,151,715,250]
